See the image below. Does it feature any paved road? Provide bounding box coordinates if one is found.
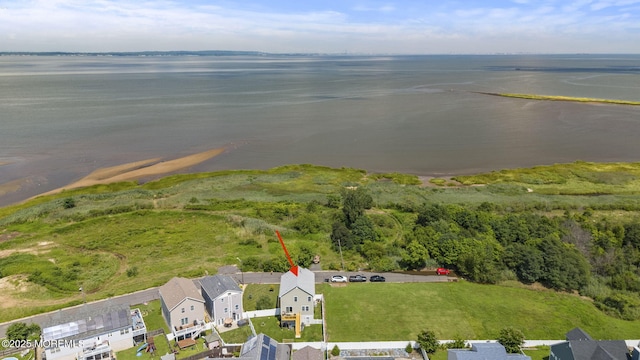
[0,270,453,338]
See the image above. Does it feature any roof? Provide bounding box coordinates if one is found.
[200,275,242,300]
[292,346,323,360]
[204,333,221,343]
[42,303,132,342]
[159,277,205,311]
[448,343,531,360]
[551,328,630,360]
[566,327,594,341]
[239,334,290,360]
[566,340,629,360]
[279,267,315,298]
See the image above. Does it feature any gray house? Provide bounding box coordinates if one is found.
[550,328,633,360]
[448,343,531,360]
[199,275,243,327]
[278,266,315,326]
[158,277,205,340]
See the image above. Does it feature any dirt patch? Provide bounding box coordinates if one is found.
[0,231,21,243]
[418,175,463,187]
[0,241,55,259]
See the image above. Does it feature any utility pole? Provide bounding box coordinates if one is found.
[236,257,244,285]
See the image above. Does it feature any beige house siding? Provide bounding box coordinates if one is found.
[167,297,205,331]
[280,287,314,324]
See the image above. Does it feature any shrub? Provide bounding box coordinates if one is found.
[417,329,438,354]
[331,345,340,357]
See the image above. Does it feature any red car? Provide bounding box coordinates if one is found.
[436,268,450,275]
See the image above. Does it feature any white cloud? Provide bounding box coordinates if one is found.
[0,0,638,53]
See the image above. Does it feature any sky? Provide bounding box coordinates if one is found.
[1,0,640,54]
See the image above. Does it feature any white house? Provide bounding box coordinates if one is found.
[199,275,243,327]
[41,303,143,360]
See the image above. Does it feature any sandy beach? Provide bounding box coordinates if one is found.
[29,147,227,199]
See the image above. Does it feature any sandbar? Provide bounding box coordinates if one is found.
[33,147,226,198]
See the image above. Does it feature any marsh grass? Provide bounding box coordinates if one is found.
[5,163,640,322]
[496,93,640,105]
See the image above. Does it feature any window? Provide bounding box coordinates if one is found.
[285,306,293,313]
[307,296,312,302]
[181,317,188,325]
[294,296,298,302]
[221,298,224,302]
[235,304,239,310]
[181,307,185,313]
[224,307,228,313]
[302,306,309,312]
[190,305,194,311]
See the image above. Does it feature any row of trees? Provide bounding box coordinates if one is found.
[416,327,525,354]
[319,188,640,320]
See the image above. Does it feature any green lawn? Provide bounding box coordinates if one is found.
[321,281,640,341]
[131,300,170,333]
[243,284,280,311]
[116,334,171,360]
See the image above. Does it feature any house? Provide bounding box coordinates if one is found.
[448,343,531,360]
[158,277,205,340]
[292,345,323,360]
[199,275,243,327]
[237,334,291,360]
[278,266,316,327]
[41,303,141,360]
[550,328,633,360]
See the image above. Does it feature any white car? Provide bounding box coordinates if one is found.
[330,275,348,283]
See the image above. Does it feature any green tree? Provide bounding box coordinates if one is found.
[400,240,429,270]
[341,187,373,226]
[350,215,377,243]
[291,213,323,235]
[6,322,40,341]
[331,221,354,251]
[417,329,439,354]
[497,327,525,353]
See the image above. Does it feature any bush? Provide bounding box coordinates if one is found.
[331,345,340,357]
[417,329,438,354]
[497,327,525,353]
[405,343,413,353]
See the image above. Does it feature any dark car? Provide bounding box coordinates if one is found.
[369,275,386,282]
[348,275,367,282]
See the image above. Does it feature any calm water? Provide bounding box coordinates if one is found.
[1,54,640,205]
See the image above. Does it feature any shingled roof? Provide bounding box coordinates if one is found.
[159,277,204,311]
[279,267,315,297]
[200,275,241,300]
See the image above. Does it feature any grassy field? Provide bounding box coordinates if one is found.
[321,281,640,341]
[3,163,640,324]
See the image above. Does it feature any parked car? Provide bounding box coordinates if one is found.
[348,275,367,282]
[369,275,386,282]
[436,267,450,275]
[330,275,348,283]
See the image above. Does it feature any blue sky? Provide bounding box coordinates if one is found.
[1,0,639,53]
